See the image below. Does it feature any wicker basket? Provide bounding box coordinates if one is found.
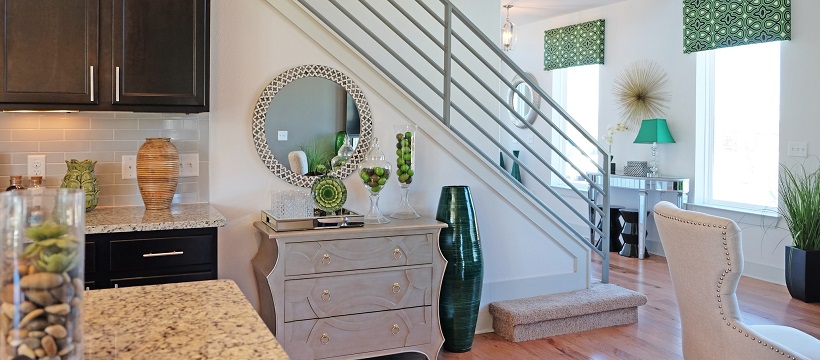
[137,138,179,210]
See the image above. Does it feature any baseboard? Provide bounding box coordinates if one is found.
[743,261,785,285]
[474,271,586,333]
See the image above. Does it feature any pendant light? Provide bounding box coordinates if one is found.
[502,4,516,52]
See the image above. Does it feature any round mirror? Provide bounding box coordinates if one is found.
[507,73,541,129]
[252,65,372,187]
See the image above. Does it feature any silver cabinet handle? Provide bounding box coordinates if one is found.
[143,251,184,258]
[115,66,120,101]
[90,65,94,102]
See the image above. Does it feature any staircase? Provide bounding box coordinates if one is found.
[265,0,636,339]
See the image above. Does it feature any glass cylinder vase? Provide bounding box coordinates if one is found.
[0,188,86,360]
[390,125,420,219]
[358,137,391,224]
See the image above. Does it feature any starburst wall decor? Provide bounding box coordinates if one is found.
[612,60,670,130]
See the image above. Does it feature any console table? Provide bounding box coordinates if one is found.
[251,218,447,360]
[588,174,690,259]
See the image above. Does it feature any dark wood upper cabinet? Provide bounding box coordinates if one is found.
[0,0,208,112]
[112,0,207,107]
[0,0,99,105]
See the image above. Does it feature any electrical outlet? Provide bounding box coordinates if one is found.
[179,154,199,177]
[788,142,808,157]
[122,155,137,179]
[278,131,288,141]
[27,155,46,178]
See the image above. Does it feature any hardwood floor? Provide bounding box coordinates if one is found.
[430,254,820,360]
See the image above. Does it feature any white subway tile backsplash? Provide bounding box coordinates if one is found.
[0,116,38,129]
[113,194,144,207]
[90,118,139,129]
[66,152,116,162]
[0,112,208,204]
[65,129,114,140]
[89,140,143,152]
[119,112,162,119]
[12,129,64,141]
[0,142,39,152]
[161,129,198,140]
[40,117,90,129]
[39,141,90,152]
[113,129,163,140]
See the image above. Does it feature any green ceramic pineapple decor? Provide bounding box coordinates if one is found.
[60,159,100,212]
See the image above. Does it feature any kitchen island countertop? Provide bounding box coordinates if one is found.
[84,279,288,359]
[85,203,227,234]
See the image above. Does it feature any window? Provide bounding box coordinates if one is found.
[698,42,780,210]
[551,64,600,186]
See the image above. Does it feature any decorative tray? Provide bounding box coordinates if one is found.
[261,208,364,232]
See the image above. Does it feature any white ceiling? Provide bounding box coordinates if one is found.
[503,0,627,25]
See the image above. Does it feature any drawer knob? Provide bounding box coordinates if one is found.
[321,290,331,302]
[320,333,330,345]
[321,253,332,266]
[391,324,400,335]
[393,248,402,260]
[392,283,401,294]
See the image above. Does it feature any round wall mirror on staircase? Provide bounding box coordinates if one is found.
[251,64,373,188]
[507,73,541,129]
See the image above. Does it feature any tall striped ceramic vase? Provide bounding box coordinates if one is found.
[436,185,483,353]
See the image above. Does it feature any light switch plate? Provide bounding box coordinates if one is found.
[179,154,199,177]
[278,131,288,141]
[122,155,137,179]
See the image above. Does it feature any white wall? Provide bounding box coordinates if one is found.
[508,0,820,284]
[210,0,591,333]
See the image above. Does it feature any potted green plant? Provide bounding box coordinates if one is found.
[778,164,820,302]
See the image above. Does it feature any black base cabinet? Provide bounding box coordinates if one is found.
[85,227,218,290]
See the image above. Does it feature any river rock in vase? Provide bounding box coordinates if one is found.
[0,189,85,360]
[137,138,179,210]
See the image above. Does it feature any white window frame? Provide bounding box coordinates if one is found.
[694,43,780,214]
[550,65,600,189]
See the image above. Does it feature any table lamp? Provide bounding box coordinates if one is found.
[633,118,675,177]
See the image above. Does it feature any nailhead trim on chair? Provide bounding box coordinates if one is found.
[654,210,795,359]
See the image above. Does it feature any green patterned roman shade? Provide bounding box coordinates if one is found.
[683,0,791,54]
[543,19,605,71]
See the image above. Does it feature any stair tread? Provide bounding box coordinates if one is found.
[489,283,647,325]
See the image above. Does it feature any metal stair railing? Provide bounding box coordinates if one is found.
[294,0,612,282]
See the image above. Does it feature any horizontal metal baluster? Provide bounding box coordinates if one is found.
[416,0,605,181]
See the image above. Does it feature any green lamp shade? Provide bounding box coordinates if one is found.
[634,119,675,144]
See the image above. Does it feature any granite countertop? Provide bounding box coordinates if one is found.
[85,203,227,234]
[84,279,289,359]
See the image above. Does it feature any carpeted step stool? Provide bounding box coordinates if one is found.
[488,283,647,342]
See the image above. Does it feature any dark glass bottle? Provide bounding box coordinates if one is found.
[5,175,25,191]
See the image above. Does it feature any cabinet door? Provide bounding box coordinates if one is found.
[111,0,207,107]
[0,0,98,105]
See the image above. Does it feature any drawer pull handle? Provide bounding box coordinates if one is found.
[321,253,332,266]
[393,248,402,260]
[392,283,401,294]
[391,324,400,335]
[142,251,184,258]
[321,290,331,302]
[320,333,330,345]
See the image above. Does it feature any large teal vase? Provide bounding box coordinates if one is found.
[436,185,483,353]
[511,150,521,182]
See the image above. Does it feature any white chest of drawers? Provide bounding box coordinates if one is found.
[252,219,447,359]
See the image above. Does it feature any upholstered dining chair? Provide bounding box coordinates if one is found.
[654,201,820,360]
